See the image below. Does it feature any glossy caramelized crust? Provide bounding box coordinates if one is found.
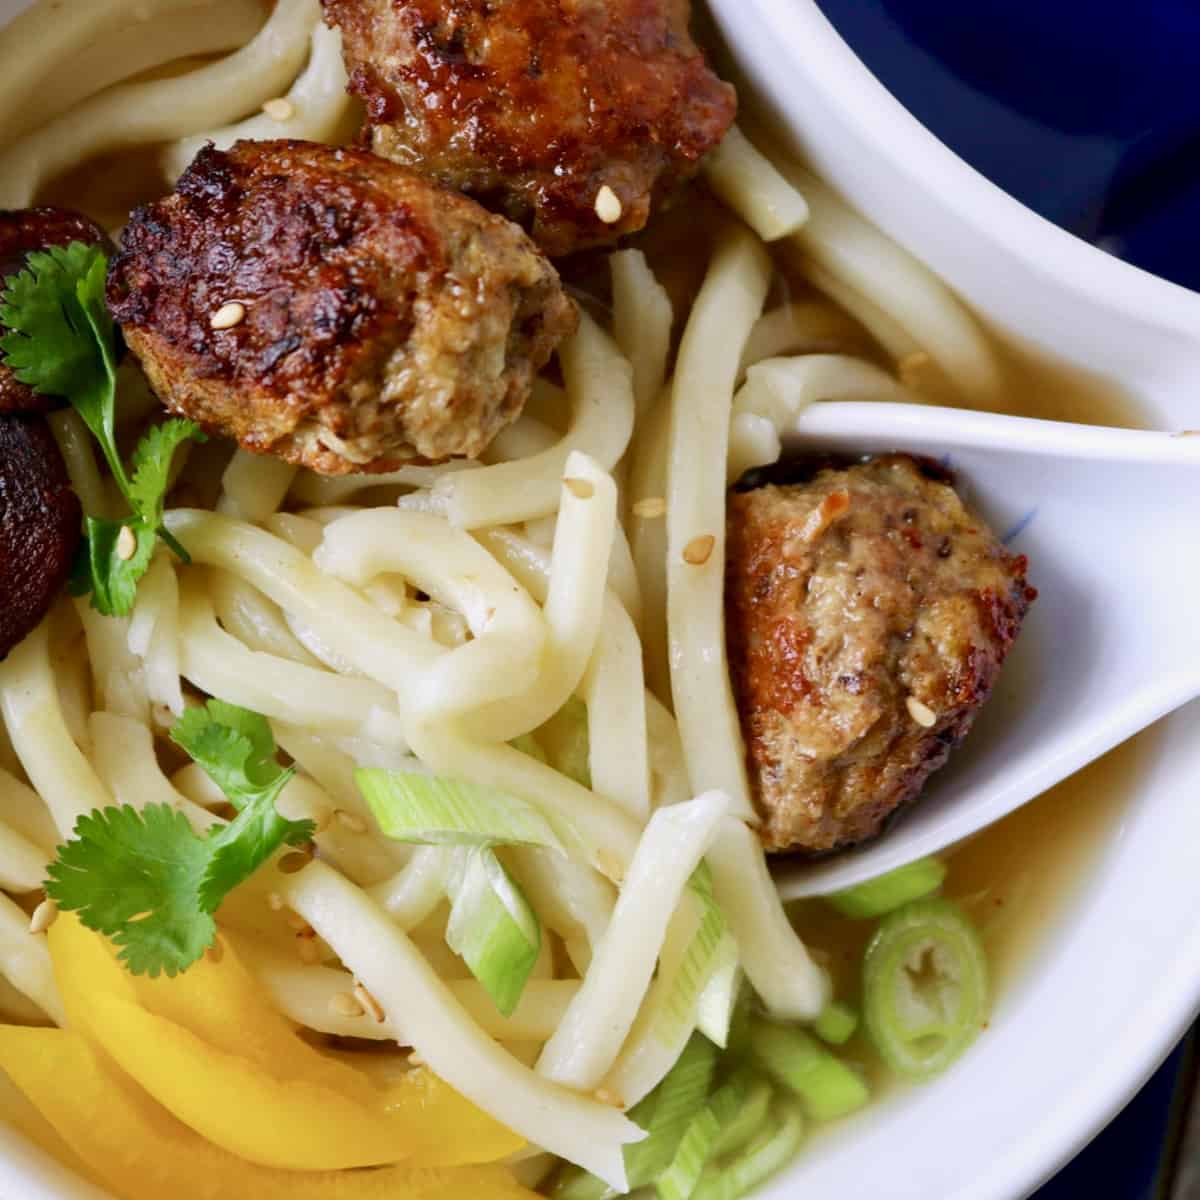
[322,0,737,257]
[0,208,112,413]
[0,415,81,659]
[107,139,577,475]
[726,456,1036,855]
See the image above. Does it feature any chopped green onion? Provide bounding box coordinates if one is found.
[862,897,988,1080]
[691,1102,805,1200]
[445,847,541,1016]
[694,935,741,1048]
[826,857,947,919]
[711,1077,773,1159]
[749,1020,869,1122]
[657,1071,750,1200]
[813,1000,859,1046]
[355,767,563,850]
[538,696,591,788]
[553,1033,718,1200]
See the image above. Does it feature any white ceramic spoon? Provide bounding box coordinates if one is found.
[773,401,1200,899]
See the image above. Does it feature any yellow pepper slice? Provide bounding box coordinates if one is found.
[0,1025,535,1200]
[48,916,523,1170]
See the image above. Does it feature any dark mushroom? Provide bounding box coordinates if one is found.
[0,207,113,414]
[0,414,82,659]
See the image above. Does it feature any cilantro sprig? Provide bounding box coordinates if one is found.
[45,700,316,977]
[0,242,203,617]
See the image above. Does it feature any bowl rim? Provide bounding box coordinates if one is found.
[749,0,1200,339]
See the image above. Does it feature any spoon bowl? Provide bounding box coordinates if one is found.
[773,402,1200,899]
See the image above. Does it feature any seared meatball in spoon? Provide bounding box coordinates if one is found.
[322,0,737,257]
[107,139,577,476]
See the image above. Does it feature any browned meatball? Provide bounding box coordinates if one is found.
[322,0,737,257]
[0,415,82,659]
[107,139,577,475]
[726,455,1035,855]
[0,208,112,413]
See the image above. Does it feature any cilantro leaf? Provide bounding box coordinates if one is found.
[45,805,216,978]
[128,418,204,563]
[0,243,124,488]
[171,700,314,912]
[45,701,316,977]
[82,517,155,617]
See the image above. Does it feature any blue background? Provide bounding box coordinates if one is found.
[811,2,1200,1193]
[814,0,1200,294]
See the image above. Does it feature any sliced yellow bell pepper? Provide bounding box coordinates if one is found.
[48,916,523,1170]
[0,1025,535,1200]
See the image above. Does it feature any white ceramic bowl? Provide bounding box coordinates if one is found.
[1,3,1199,1200]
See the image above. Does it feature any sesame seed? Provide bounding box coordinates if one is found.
[594,185,623,224]
[906,696,937,728]
[115,524,137,561]
[353,982,386,1023]
[682,534,716,566]
[330,991,365,1018]
[267,892,284,911]
[409,1051,427,1067]
[297,937,321,965]
[592,1087,624,1108]
[562,476,594,500]
[262,97,295,122]
[633,496,667,519]
[210,301,246,331]
[311,807,334,833]
[335,809,368,834]
[28,899,57,935]
[898,350,931,387]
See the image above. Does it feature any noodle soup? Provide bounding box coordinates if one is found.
[0,3,1157,1199]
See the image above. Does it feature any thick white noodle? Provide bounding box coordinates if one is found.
[241,939,578,1044]
[0,894,64,1027]
[216,450,299,525]
[0,0,263,146]
[366,846,449,929]
[802,260,921,365]
[164,21,352,182]
[177,579,396,734]
[536,791,731,1090]
[435,313,635,528]
[451,454,615,742]
[47,610,91,755]
[0,818,49,894]
[288,460,481,507]
[610,249,673,417]
[507,847,616,962]
[644,693,689,811]
[0,770,57,859]
[781,162,1002,402]
[0,0,319,208]
[164,510,443,704]
[280,860,643,1190]
[46,412,113,520]
[728,353,919,481]
[625,392,672,702]
[75,601,149,724]
[486,415,562,463]
[128,555,184,716]
[738,300,867,379]
[606,523,644,632]
[89,713,217,832]
[0,622,112,839]
[583,595,650,821]
[666,227,769,816]
[209,570,323,667]
[703,126,811,242]
[313,507,549,728]
[707,818,826,1020]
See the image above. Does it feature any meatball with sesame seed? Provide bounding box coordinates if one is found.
[725,454,1035,855]
[107,139,577,475]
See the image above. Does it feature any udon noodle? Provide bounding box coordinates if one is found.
[0,0,1006,1193]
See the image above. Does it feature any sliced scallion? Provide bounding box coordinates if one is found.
[691,1102,805,1200]
[813,1000,859,1046]
[826,857,947,919]
[711,1077,773,1159]
[656,1070,750,1200]
[355,767,563,850]
[748,1020,869,1122]
[862,897,988,1079]
[694,935,741,1048]
[445,847,542,1016]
